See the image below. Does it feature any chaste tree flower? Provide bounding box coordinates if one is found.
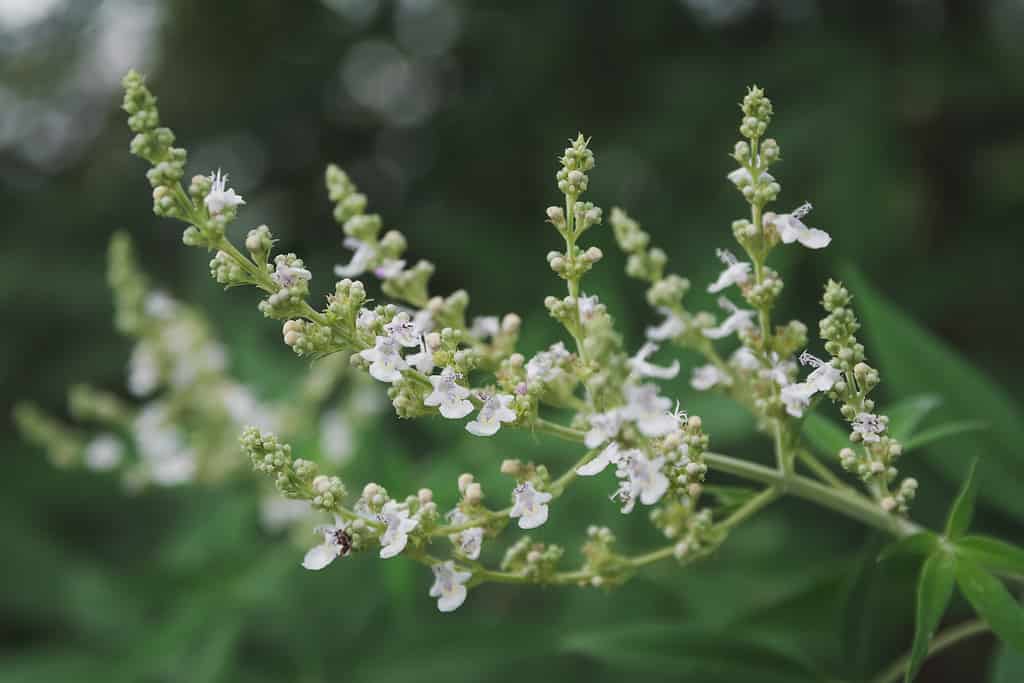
[510,482,552,530]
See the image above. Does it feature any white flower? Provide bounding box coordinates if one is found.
[406,335,435,375]
[768,202,831,249]
[335,237,375,278]
[526,342,571,384]
[447,510,484,560]
[762,352,796,387]
[377,500,419,559]
[577,294,600,323]
[374,259,406,279]
[204,169,245,215]
[83,434,123,471]
[509,482,552,529]
[359,335,409,383]
[622,383,676,437]
[470,316,500,340]
[413,309,434,334]
[260,496,311,532]
[628,342,680,380]
[780,381,816,418]
[584,409,623,449]
[320,408,353,465]
[271,261,312,288]
[429,561,472,613]
[799,351,842,392]
[356,307,379,330]
[616,450,669,512]
[730,347,761,371]
[128,343,160,397]
[133,403,197,485]
[576,441,624,476]
[424,366,473,419]
[852,412,885,443]
[703,297,756,340]
[466,393,516,436]
[691,364,731,391]
[708,248,751,293]
[646,307,686,342]
[384,312,421,348]
[302,515,351,570]
[144,291,177,319]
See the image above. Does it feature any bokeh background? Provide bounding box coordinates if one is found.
[2,0,1023,681]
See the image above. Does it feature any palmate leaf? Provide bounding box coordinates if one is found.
[957,536,1024,579]
[956,558,1024,652]
[842,268,1024,521]
[945,458,979,540]
[802,412,849,457]
[877,532,938,564]
[905,551,956,682]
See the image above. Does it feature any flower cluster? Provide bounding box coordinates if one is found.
[14,233,380,526]
[113,73,946,615]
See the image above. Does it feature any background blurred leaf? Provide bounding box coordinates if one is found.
[802,412,849,458]
[990,644,1024,683]
[957,536,1024,579]
[887,395,943,443]
[843,268,1024,522]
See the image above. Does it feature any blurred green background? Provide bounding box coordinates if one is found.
[3,0,1024,681]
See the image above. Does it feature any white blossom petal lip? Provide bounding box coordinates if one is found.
[763,352,795,387]
[576,441,622,476]
[429,561,472,613]
[424,366,473,419]
[406,335,435,375]
[622,383,676,437]
[707,248,751,294]
[799,351,842,392]
[377,501,419,559]
[204,169,245,215]
[525,341,571,384]
[780,381,816,418]
[691,364,731,391]
[302,515,351,570]
[271,261,312,288]
[447,511,485,560]
[84,434,124,471]
[730,347,760,371]
[356,307,379,330]
[335,237,375,278]
[769,203,831,249]
[470,316,500,340]
[359,335,409,383]
[509,482,552,529]
[577,294,600,323]
[374,259,406,279]
[619,452,669,507]
[584,409,623,449]
[646,307,686,342]
[384,312,421,348]
[727,166,775,188]
[703,297,756,340]
[628,342,680,380]
[466,393,516,436]
[852,412,885,443]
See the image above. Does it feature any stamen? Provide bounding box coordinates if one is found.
[791,202,813,220]
[798,350,824,368]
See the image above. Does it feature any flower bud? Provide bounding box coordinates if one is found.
[457,473,474,494]
[464,482,483,504]
[417,488,433,504]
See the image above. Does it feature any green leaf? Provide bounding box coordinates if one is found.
[905,551,957,682]
[903,420,988,454]
[990,643,1024,683]
[887,394,943,443]
[842,268,1024,521]
[802,412,849,457]
[956,558,1024,652]
[957,536,1024,579]
[944,458,979,540]
[561,622,820,683]
[877,532,939,564]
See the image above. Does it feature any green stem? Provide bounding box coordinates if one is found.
[795,448,847,489]
[869,619,989,683]
[716,486,780,533]
[703,451,919,538]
